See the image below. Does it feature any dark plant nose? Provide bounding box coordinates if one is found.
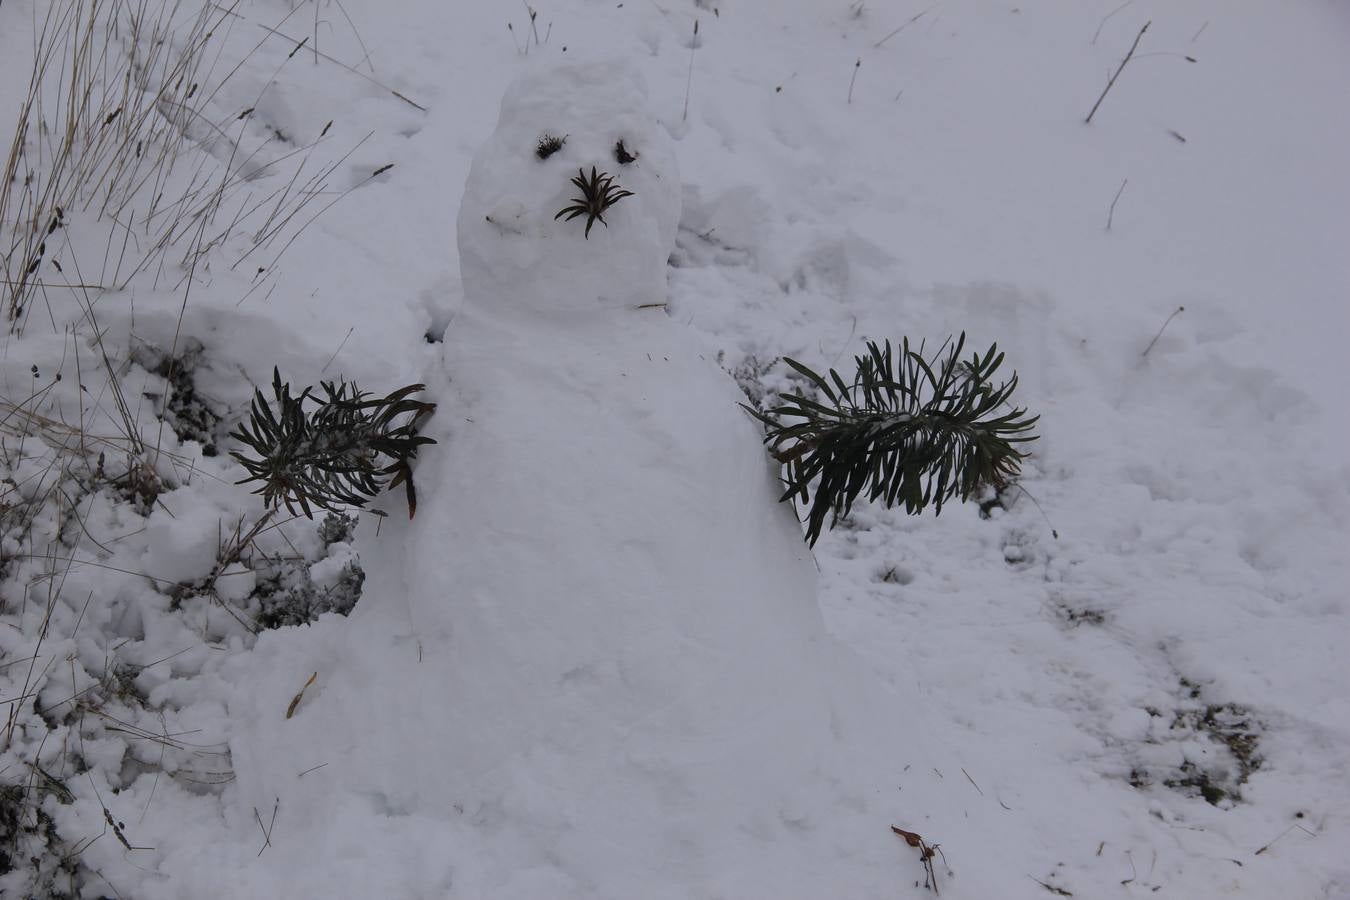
[553,167,634,239]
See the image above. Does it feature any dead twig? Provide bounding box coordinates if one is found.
[88,774,152,851]
[1085,21,1150,124]
[873,4,936,49]
[321,326,355,372]
[1254,822,1316,856]
[254,797,278,856]
[892,825,944,895]
[682,20,699,123]
[1106,177,1128,230]
[1121,849,1138,886]
[1029,875,1073,896]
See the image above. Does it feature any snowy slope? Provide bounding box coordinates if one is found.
[0,0,1347,897]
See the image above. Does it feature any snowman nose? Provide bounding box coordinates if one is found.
[553,166,634,239]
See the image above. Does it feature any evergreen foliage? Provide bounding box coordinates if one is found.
[230,369,436,519]
[747,335,1039,545]
[554,166,633,238]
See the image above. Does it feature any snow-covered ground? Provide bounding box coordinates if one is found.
[1,0,1347,897]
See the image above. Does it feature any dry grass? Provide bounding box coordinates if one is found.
[3,0,228,324]
[0,0,362,332]
[0,2,370,888]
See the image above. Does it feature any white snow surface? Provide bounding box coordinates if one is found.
[0,0,1347,898]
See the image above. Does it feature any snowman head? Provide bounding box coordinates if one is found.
[457,58,681,317]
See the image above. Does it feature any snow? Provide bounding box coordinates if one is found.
[1,0,1348,898]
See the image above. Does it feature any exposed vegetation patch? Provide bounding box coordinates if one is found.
[719,351,780,410]
[875,563,914,585]
[1054,603,1106,627]
[1129,678,1263,807]
[254,512,365,629]
[1048,589,1106,627]
[0,782,79,896]
[133,339,227,456]
[1000,527,1040,570]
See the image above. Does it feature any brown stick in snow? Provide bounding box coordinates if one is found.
[1085,21,1150,124]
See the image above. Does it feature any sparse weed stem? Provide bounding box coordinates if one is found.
[1140,305,1184,358]
[1092,1,1133,45]
[507,2,551,56]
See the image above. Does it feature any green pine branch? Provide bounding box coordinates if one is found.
[746,334,1039,546]
[230,369,436,519]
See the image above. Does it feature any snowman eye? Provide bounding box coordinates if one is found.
[536,134,566,160]
[614,139,638,165]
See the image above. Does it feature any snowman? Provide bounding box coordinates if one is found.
[220,57,963,899]
[394,52,841,872]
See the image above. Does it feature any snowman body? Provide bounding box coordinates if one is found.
[395,55,836,830]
